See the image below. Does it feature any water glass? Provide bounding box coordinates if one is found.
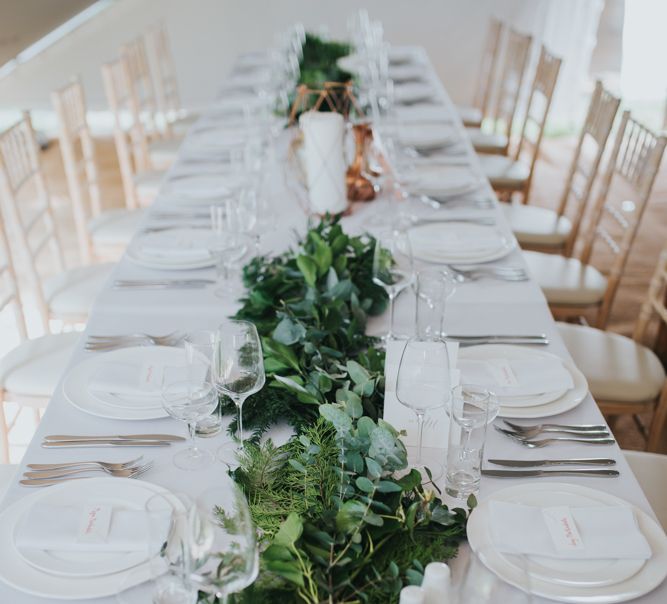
[208,203,249,298]
[184,331,222,437]
[415,268,457,340]
[445,385,495,499]
[161,381,217,470]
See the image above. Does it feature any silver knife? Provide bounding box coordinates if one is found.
[456,338,548,346]
[42,440,172,448]
[482,469,620,478]
[446,334,548,340]
[488,458,617,468]
[45,434,185,442]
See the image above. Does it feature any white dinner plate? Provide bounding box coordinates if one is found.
[0,478,183,599]
[163,173,241,200]
[399,124,459,151]
[388,47,417,65]
[467,482,667,602]
[404,165,481,198]
[458,345,588,418]
[394,83,435,105]
[389,64,426,83]
[409,222,516,265]
[126,228,216,271]
[62,346,188,420]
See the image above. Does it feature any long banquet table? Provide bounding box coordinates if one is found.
[1,46,665,603]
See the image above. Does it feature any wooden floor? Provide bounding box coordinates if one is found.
[33,134,667,454]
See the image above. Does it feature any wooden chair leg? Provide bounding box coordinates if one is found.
[32,408,41,425]
[0,393,9,463]
[647,384,667,452]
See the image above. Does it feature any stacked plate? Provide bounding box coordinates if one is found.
[399,123,459,152]
[0,478,183,599]
[468,482,667,603]
[458,345,588,418]
[394,105,452,123]
[403,165,481,198]
[409,222,516,265]
[162,174,239,201]
[62,346,188,420]
[127,228,215,270]
[393,82,435,105]
[389,63,426,83]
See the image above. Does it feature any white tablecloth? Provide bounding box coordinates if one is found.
[0,47,663,603]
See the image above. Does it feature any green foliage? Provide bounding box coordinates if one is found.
[298,33,352,90]
[231,403,473,604]
[229,217,388,440]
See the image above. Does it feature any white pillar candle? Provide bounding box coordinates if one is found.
[399,585,426,604]
[422,562,451,604]
[299,110,348,215]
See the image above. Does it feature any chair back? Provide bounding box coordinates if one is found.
[120,36,161,142]
[513,45,562,203]
[580,111,667,328]
[101,56,147,209]
[556,81,620,255]
[146,22,182,138]
[635,248,667,344]
[0,114,65,331]
[0,213,28,341]
[489,28,532,141]
[51,77,103,263]
[472,17,504,120]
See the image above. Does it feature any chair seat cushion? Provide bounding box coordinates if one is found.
[457,105,482,128]
[0,331,80,398]
[502,204,572,247]
[148,139,181,169]
[558,322,665,403]
[88,208,145,247]
[44,263,114,319]
[523,251,607,306]
[478,155,530,188]
[467,128,508,154]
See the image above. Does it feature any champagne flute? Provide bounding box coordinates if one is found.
[161,381,217,471]
[395,337,451,480]
[192,480,259,603]
[212,320,265,446]
[372,228,415,341]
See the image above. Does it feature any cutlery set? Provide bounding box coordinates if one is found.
[41,434,185,448]
[444,334,549,346]
[494,420,615,449]
[483,456,620,478]
[113,279,215,290]
[84,331,186,351]
[417,194,494,210]
[444,264,529,282]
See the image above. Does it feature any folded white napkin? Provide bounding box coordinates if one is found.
[399,124,457,149]
[459,357,573,397]
[16,502,171,554]
[394,83,434,104]
[89,362,192,399]
[489,501,652,560]
[404,166,477,196]
[411,225,502,259]
[138,230,211,262]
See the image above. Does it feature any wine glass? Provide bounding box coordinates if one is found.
[208,203,250,298]
[192,480,259,603]
[161,381,217,470]
[395,337,451,480]
[184,330,222,437]
[415,268,457,340]
[212,320,265,446]
[372,228,415,341]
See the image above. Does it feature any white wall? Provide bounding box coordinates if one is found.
[0,0,601,130]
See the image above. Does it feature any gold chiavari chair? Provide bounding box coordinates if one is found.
[0,114,113,330]
[558,248,667,451]
[52,78,145,264]
[478,45,562,204]
[524,111,667,329]
[456,17,504,129]
[121,35,180,169]
[466,28,533,155]
[503,81,621,254]
[0,213,79,462]
[146,22,198,138]
[102,56,165,208]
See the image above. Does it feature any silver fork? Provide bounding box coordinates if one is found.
[445,265,528,282]
[497,424,610,439]
[495,427,615,448]
[417,195,494,210]
[23,461,154,481]
[26,456,143,472]
[85,331,185,351]
[503,420,609,435]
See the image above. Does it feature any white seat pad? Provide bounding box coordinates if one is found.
[148,138,181,168]
[0,331,80,398]
[44,263,114,318]
[502,204,572,247]
[88,208,145,247]
[523,251,607,305]
[478,154,530,188]
[456,105,482,127]
[558,322,665,403]
[466,128,508,153]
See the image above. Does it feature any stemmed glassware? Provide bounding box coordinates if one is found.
[415,268,457,340]
[184,330,222,437]
[212,320,265,446]
[192,481,259,603]
[395,338,451,480]
[208,202,250,298]
[372,228,415,341]
[161,381,218,470]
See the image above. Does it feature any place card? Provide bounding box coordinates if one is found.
[77,503,112,543]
